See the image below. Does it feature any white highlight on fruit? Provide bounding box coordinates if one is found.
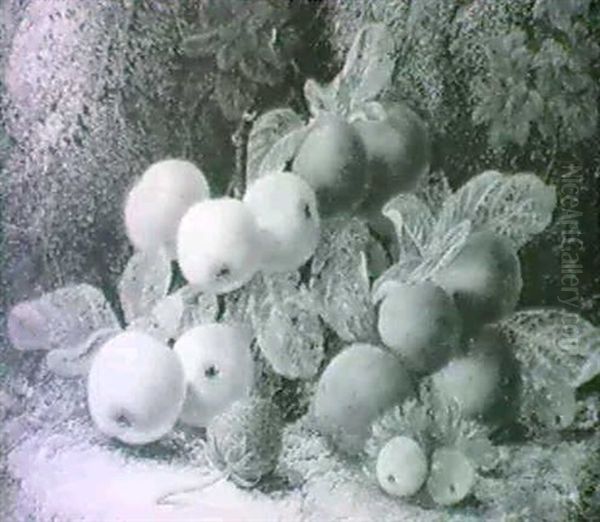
[176,198,262,294]
[243,171,320,273]
[124,159,210,259]
[87,331,186,445]
[376,436,428,497]
[174,323,254,428]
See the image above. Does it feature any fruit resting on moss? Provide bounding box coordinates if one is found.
[377,282,461,374]
[426,447,475,506]
[312,343,413,454]
[355,102,431,216]
[87,331,186,445]
[174,323,254,428]
[434,230,522,331]
[292,114,369,217]
[376,435,428,498]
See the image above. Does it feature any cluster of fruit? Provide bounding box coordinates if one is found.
[124,158,321,293]
[86,102,433,486]
[312,229,523,505]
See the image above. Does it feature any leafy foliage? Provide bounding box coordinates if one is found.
[251,274,325,380]
[365,383,496,481]
[302,23,397,118]
[117,250,172,325]
[474,439,600,521]
[310,219,377,343]
[180,0,299,121]
[373,169,555,297]
[499,308,600,433]
[331,0,599,152]
[6,284,120,353]
[246,108,305,184]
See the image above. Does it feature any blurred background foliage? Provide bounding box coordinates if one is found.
[0,0,598,326]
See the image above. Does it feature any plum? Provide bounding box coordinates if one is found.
[176,198,262,294]
[292,114,369,216]
[354,102,431,216]
[426,447,475,506]
[376,436,428,497]
[243,171,320,273]
[433,231,522,331]
[87,331,186,445]
[432,327,520,423]
[124,159,210,259]
[312,343,413,454]
[377,282,461,374]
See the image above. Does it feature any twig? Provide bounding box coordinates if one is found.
[155,474,228,506]
[226,110,258,198]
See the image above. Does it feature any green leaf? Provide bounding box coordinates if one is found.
[310,219,376,343]
[247,108,304,184]
[432,171,556,250]
[337,23,396,112]
[118,250,172,325]
[303,79,339,117]
[256,127,308,180]
[382,194,435,259]
[7,284,120,352]
[500,308,600,433]
[500,309,600,388]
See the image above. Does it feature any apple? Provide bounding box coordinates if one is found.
[176,198,263,294]
[433,231,522,331]
[243,171,320,273]
[377,282,461,374]
[354,102,431,216]
[312,343,413,454]
[426,447,475,506]
[173,323,254,428]
[87,331,185,445]
[292,114,369,216]
[376,436,428,497]
[124,159,210,259]
[432,327,520,422]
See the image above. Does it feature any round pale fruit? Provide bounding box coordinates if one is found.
[243,171,320,273]
[176,198,262,294]
[173,323,254,428]
[313,343,413,454]
[432,327,520,422]
[433,231,522,331]
[426,447,475,506]
[377,282,461,374]
[376,436,428,497]
[292,114,369,216]
[124,159,210,259]
[87,331,185,445]
[354,103,431,216]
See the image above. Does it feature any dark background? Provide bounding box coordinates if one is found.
[1,0,598,333]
